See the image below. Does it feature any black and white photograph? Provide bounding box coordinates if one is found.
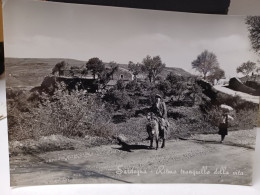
[3,0,260,186]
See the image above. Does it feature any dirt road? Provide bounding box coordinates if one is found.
[10,129,257,186]
[214,85,259,104]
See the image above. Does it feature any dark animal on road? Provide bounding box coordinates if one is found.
[146,112,167,150]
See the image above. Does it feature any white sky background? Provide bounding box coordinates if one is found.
[3,0,260,78]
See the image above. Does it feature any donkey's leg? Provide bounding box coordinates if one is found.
[156,139,159,150]
[150,138,153,148]
[161,139,165,148]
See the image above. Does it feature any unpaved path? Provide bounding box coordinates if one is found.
[10,129,257,186]
[214,85,259,104]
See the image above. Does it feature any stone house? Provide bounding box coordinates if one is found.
[111,67,133,81]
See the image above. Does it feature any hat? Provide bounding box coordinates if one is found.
[155,94,162,99]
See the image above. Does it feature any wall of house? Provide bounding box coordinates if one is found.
[112,68,133,81]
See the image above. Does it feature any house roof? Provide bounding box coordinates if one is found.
[106,80,117,86]
[117,67,132,74]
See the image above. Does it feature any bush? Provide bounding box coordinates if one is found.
[216,92,258,111]
[8,87,116,141]
[115,117,148,142]
[204,106,224,127]
[232,108,258,130]
[245,80,260,90]
[115,80,126,90]
[103,89,138,110]
[125,80,141,91]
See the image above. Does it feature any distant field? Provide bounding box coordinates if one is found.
[5,58,192,89]
[5,58,85,89]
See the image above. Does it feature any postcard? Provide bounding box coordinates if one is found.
[3,0,259,186]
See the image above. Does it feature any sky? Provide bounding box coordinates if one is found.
[3,0,260,78]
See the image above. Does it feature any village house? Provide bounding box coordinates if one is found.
[56,65,134,91]
[111,67,133,81]
[106,67,133,89]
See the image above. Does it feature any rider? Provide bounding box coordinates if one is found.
[146,94,168,141]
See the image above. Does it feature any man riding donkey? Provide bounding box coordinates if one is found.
[146,94,169,149]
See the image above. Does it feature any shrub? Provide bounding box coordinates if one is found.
[8,87,116,141]
[216,92,258,111]
[204,104,257,131]
[115,80,126,90]
[204,106,223,127]
[115,117,148,142]
[155,80,171,96]
[103,89,138,110]
[231,108,258,130]
[125,80,141,91]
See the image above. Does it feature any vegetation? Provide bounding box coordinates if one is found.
[207,67,225,84]
[246,16,260,55]
[192,50,222,81]
[86,57,105,79]
[236,61,257,77]
[128,61,142,80]
[6,55,258,155]
[7,84,115,141]
[141,55,166,82]
[52,61,68,76]
[109,61,119,80]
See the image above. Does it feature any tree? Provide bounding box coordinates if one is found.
[191,50,219,80]
[236,61,256,77]
[207,67,225,84]
[128,61,142,80]
[52,61,68,76]
[86,57,105,79]
[95,62,119,89]
[246,16,260,55]
[81,68,88,78]
[141,55,166,82]
[109,61,119,80]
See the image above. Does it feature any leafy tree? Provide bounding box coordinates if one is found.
[246,16,260,55]
[207,67,225,84]
[236,61,256,77]
[166,72,181,84]
[69,66,80,77]
[142,55,166,82]
[52,61,68,76]
[128,61,142,80]
[192,50,219,80]
[86,57,105,79]
[96,62,119,89]
[108,61,119,80]
[81,68,88,78]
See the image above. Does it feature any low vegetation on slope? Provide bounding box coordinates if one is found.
[6,58,259,155]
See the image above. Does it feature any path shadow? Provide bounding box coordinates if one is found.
[113,136,152,152]
[113,144,151,152]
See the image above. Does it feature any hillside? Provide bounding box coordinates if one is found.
[5,58,85,89]
[5,58,192,89]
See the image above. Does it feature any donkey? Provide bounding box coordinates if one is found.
[146,112,167,150]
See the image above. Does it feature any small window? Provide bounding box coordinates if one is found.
[120,74,124,79]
